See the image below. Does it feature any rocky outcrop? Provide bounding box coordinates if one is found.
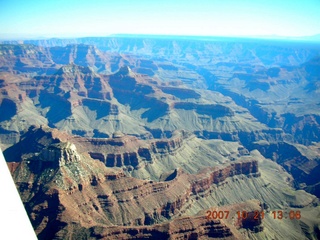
[281,113,320,144]
[191,160,260,194]
[26,63,113,100]
[193,128,287,145]
[90,159,259,226]
[39,142,80,167]
[151,135,183,154]
[82,99,118,118]
[106,152,139,167]
[1,44,269,138]
[2,37,320,240]
[86,131,186,169]
[26,190,67,240]
[137,147,152,160]
[0,42,115,74]
[108,68,169,122]
[173,102,234,118]
[0,44,54,74]
[50,44,109,71]
[92,199,265,239]
[9,146,261,239]
[251,140,320,197]
[6,127,260,220]
[7,124,320,240]
[88,152,105,163]
[205,69,320,145]
[160,86,200,99]
[91,216,234,240]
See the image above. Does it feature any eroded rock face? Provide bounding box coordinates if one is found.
[191,160,260,194]
[281,113,320,144]
[3,125,71,162]
[173,102,234,118]
[8,142,261,239]
[1,38,320,240]
[5,126,320,240]
[160,86,201,99]
[87,200,266,239]
[250,140,320,197]
[39,142,80,167]
[1,45,250,140]
[79,130,187,169]
[5,126,264,239]
[92,216,234,239]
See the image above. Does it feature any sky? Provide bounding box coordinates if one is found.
[0,0,320,39]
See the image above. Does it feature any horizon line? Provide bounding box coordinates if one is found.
[0,33,320,42]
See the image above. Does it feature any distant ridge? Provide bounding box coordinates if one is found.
[2,33,320,43]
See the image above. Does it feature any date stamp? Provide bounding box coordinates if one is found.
[206,210,230,220]
[206,210,301,220]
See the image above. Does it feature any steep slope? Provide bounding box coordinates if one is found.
[6,127,319,239]
[49,44,112,72]
[4,126,251,180]
[249,140,320,198]
[0,44,54,74]
[1,54,271,142]
[201,56,320,145]
[1,37,320,239]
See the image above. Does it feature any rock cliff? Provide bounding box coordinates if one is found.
[7,134,261,239]
[1,36,320,240]
[5,126,319,240]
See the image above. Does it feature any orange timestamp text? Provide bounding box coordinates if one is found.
[206,210,301,220]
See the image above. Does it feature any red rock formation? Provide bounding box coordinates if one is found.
[151,135,183,154]
[8,137,260,235]
[191,160,260,194]
[92,216,234,239]
[4,124,266,239]
[83,200,264,239]
[70,130,186,169]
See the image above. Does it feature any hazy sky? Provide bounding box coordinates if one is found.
[1,0,320,39]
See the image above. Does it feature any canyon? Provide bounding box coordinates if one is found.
[1,36,320,239]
